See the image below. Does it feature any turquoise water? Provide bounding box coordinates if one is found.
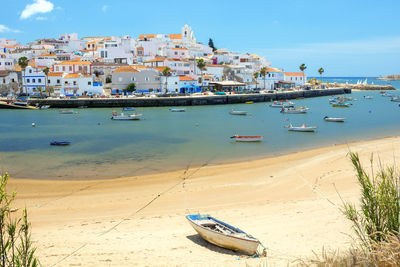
[1,89,400,180]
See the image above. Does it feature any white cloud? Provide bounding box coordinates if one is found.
[36,16,48,21]
[102,5,108,12]
[0,25,21,33]
[20,0,54,20]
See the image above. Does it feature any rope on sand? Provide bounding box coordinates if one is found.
[51,156,216,267]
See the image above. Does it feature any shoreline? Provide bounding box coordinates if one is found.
[7,133,398,181]
[8,135,400,266]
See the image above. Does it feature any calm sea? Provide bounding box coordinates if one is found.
[0,77,399,180]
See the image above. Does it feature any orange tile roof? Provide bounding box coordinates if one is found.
[179,76,195,81]
[64,74,80,78]
[171,48,187,50]
[48,72,63,77]
[113,66,139,73]
[284,72,305,76]
[144,57,167,63]
[169,34,182,39]
[206,64,225,67]
[38,54,56,57]
[138,34,157,40]
[261,67,282,72]
[56,60,91,65]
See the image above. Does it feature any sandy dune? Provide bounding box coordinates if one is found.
[8,136,400,266]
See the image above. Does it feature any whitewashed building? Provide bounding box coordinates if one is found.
[284,72,307,87]
[22,66,46,95]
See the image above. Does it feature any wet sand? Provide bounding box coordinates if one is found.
[8,136,400,266]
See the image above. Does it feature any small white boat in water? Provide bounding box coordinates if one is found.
[111,112,142,120]
[287,123,317,132]
[230,135,263,142]
[390,96,400,102]
[269,101,295,108]
[186,214,266,256]
[324,116,346,122]
[363,96,373,99]
[59,109,74,114]
[229,110,248,115]
[170,108,186,112]
[39,105,51,109]
[280,107,308,114]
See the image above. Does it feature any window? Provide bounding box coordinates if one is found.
[48,80,51,84]
[73,81,77,85]
[62,66,65,71]
[57,79,60,84]
[79,66,82,71]
[32,79,36,83]
[11,78,15,82]
[69,66,72,71]
[118,77,122,82]
[56,66,59,71]
[155,77,160,81]
[38,79,41,83]
[145,77,149,81]
[131,77,135,81]
[88,81,91,85]
[29,69,32,73]
[84,66,88,72]
[2,78,5,83]
[175,52,178,55]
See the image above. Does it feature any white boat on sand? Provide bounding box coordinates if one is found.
[111,112,142,120]
[229,110,248,115]
[186,214,266,256]
[287,123,317,132]
[324,116,346,122]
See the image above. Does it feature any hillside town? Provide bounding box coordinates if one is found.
[0,25,307,98]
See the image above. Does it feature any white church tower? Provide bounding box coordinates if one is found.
[181,24,196,43]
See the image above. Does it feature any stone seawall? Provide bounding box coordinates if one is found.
[27,88,351,108]
[328,83,395,91]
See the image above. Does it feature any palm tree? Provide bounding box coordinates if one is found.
[318,67,325,83]
[253,72,259,89]
[18,57,29,95]
[43,67,50,98]
[196,58,206,75]
[259,67,268,90]
[161,67,171,93]
[299,63,306,76]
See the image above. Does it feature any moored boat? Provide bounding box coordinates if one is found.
[280,107,308,114]
[39,105,51,109]
[229,110,248,115]
[123,107,135,111]
[170,108,186,112]
[111,112,142,120]
[332,102,350,107]
[390,96,400,102]
[59,109,75,114]
[245,101,254,104]
[269,101,295,108]
[287,123,317,132]
[230,135,263,142]
[324,116,346,122]
[50,141,71,146]
[363,96,373,99]
[186,214,266,256]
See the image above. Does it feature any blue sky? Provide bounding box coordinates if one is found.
[1,0,400,76]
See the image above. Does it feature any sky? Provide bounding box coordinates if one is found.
[1,0,400,76]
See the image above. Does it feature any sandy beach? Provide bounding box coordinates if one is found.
[7,136,400,266]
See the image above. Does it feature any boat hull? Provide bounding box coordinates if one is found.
[324,117,345,122]
[186,216,261,255]
[233,136,263,142]
[229,111,248,115]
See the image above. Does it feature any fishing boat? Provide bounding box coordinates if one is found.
[169,108,186,112]
[229,110,248,115]
[269,101,295,108]
[280,107,308,114]
[363,96,373,99]
[390,96,400,102]
[332,102,350,107]
[50,141,71,146]
[186,214,266,256]
[59,109,75,114]
[123,107,135,111]
[381,92,394,97]
[245,101,254,104]
[323,116,346,122]
[39,105,51,109]
[287,123,317,132]
[111,112,142,120]
[230,135,263,142]
[13,101,28,107]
